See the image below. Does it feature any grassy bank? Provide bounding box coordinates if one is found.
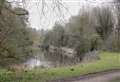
[0,51,120,82]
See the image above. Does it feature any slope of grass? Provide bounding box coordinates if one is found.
[0,51,120,82]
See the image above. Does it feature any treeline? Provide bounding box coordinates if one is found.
[42,5,120,61]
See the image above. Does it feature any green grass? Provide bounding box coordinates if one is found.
[0,51,120,82]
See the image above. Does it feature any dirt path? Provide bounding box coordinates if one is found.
[72,70,120,82]
[52,70,120,82]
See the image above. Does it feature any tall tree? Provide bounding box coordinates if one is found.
[94,7,113,40]
[0,1,33,67]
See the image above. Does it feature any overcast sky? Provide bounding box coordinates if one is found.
[8,0,114,30]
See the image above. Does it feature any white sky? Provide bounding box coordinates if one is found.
[26,0,82,30]
[8,0,114,30]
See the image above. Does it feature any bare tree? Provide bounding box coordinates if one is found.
[113,0,120,51]
[94,7,114,40]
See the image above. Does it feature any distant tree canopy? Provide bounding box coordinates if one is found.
[0,1,33,67]
[42,4,120,61]
[43,23,66,47]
